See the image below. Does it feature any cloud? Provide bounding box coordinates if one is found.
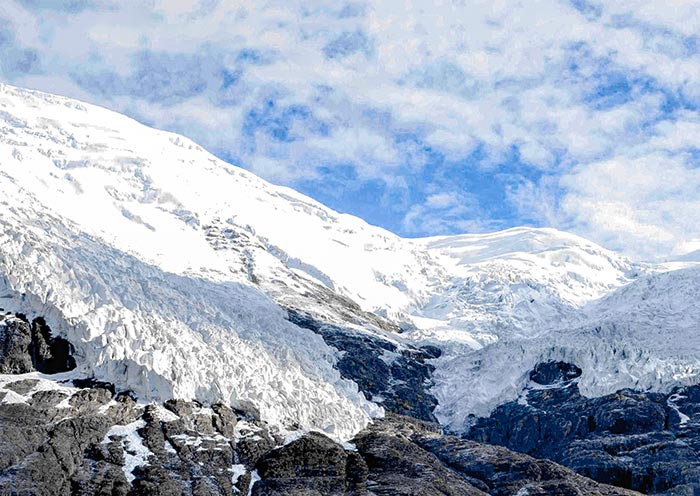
[2,0,700,258]
[558,153,700,260]
[0,17,40,76]
[16,0,97,13]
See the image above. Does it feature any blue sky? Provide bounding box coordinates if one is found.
[2,0,700,260]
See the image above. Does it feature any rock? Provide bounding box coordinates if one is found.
[253,432,359,495]
[529,360,582,385]
[0,315,33,373]
[72,378,117,395]
[0,320,677,496]
[212,403,237,438]
[236,422,277,468]
[288,310,439,422]
[0,314,75,375]
[69,387,113,414]
[467,361,700,493]
[352,416,487,496]
[419,435,639,496]
[30,389,71,409]
[29,316,76,374]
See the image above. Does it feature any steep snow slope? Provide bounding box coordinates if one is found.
[3,83,699,438]
[0,84,396,439]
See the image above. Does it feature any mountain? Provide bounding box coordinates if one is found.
[0,82,645,433]
[2,83,700,495]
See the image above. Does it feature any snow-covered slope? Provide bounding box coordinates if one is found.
[0,83,399,440]
[409,228,643,348]
[2,83,700,438]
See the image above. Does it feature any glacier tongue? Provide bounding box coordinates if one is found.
[3,82,700,438]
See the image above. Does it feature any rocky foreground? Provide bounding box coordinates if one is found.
[0,312,645,495]
[467,361,700,495]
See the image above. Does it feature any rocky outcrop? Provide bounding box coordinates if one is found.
[467,361,700,494]
[0,369,643,495]
[288,309,439,422]
[253,432,367,495]
[529,360,582,385]
[0,372,280,495]
[0,314,75,374]
[246,414,639,496]
[0,376,644,496]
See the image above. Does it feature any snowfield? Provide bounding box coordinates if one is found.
[2,82,700,437]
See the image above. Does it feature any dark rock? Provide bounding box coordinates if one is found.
[236,422,277,468]
[420,345,443,359]
[253,432,358,495]
[30,389,71,409]
[69,387,113,413]
[29,317,76,373]
[0,314,75,375]
[164,398,195,418]
[419,435,638,496]
[72,378,117,395]
[287,309,439,422]
[529,361,582,385]
[467,361,700,494]
[353,416,487,496]
[212,403,237,438]
[0,315,34,373]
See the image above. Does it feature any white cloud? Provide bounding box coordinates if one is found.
[2,0,700,258]
[559,154,700,260]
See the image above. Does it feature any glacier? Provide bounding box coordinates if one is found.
[1,82,700,439]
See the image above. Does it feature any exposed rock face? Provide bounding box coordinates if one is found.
[0,371,280,495]
[246,414,639,496]
[1,375,640,496]
[253,432,367,495]
[529,360,582,385]
[353,416,486,496]
[0,314,75,374]
[0,380,138,495]
[468,361,700,494]
[287,309,439,422]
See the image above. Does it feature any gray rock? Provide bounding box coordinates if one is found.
[288,309,439,422]
[467,361,700,494]
[253,431,361,495]
[0,315,33,374]
[0,314,75,375]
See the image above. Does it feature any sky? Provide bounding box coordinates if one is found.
[1,0,700,260]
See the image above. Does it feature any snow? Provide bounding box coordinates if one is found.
[230,464,246,485]
[102,419,152,484]
[0,84,382,440]
[2,82,700,439]
[151,404,180,422]
[429,266,700,431]
[0,371,79,406]
[248,470,261,496]
[164,440,177,454]
[668,393,690,426]
[0,389,28,405]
